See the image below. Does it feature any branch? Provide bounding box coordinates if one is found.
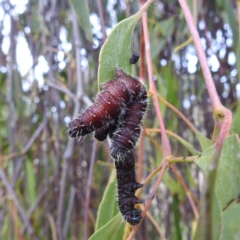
[0,168,36,238]
[141,8,171,158]
[56,7,84,239]
[83,140,97,240]
[177,0,221,110]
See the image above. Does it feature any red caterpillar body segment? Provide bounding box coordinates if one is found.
[68,69,147,226]
[68,78,131,137]
[115,151,143,225]
[68,69,146,138]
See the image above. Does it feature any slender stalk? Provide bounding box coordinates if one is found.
[142,11,171,158]
[63,187,76,238]
[237,0,240,40]
[47,213,57,240]
[177,1,233,239]
[7,10,17,239]
[201,109,232,240]
[142,207,167,240]
[146,128,200,155]
[157,95,201,136]
[83,140,97,240]
[0,168,36,238]
[1,119,46,162]
[167,156,197,164]
[169,165,199,219]
[96,0,107,42]
[144,132,162,153]
[177,0,221,110]
[57,8,84,240]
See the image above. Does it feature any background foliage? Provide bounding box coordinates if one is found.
[0,0,239,239]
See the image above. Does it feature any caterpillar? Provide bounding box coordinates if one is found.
[68,69,143,137]
[110,98,147,159]
[68,68,147,226]
[115,151,143,225]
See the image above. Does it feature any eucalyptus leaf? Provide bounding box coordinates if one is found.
[89,213,124,240]
[70,0,93,42]
[194,134,240,239]
[97,13,142,88]
[95,170,118,230]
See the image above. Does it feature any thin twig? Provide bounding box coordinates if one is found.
[167,155,197,164]
[47,213,57,240]
[84,140,97,240]
[177,0,221,110]
[146,128,200,155]
[169,165,199,219]
[96,0,107,43]
[21,171,59,234]
[56,7,84,240]
[23,120,46,153]
[142,10,171,158]
[63,186,76,238]
[47,80,76,101]
[0,168,36,238]
[141,207,167,240]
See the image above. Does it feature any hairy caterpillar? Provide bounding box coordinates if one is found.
[68,68,147,225]
[68,69,144,137]
[115,151,143,225]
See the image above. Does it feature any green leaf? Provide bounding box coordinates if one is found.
[194,134,240,239]
[97,13,142,88]
[169,131,201,155]
[89,213,124,240]
[195,132,211,151]
[158,17,175,38]
[221,201,240,240]
[172,194,182,240]
[95,170,119,230]
[193,192,221,240]
[232,102,240,134]
[70,0,93,42]
[26,160,37,206]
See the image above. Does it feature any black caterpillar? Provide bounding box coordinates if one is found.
[68,68,147,225]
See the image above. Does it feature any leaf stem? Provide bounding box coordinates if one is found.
[167,155,197,164]
[169,165,199,219]
[142,11,171,158]
[177,0,221,110]
[201,108,232,240]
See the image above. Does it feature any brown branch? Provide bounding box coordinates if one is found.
[83,140,97,240]
[169,165,199,219]
[56,7,84,240]
[96,0,107,43]
[0,168,36,238]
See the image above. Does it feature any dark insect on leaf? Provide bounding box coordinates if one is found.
[68,68,147,226]
[130,52,140,64]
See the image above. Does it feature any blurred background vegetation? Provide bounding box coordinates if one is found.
[0,0,239,239]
